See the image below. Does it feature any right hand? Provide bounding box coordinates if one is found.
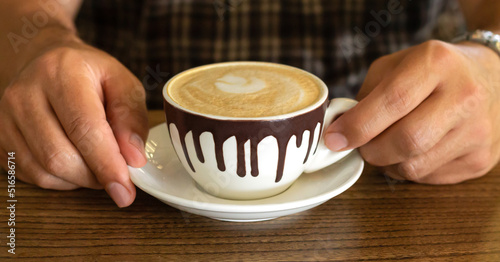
[0,35,148,207]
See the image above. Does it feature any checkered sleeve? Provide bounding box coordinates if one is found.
[76,0,462,109]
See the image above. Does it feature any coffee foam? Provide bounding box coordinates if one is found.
[167,63,323,117]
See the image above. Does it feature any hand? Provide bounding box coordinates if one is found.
[0,35,148,206]
[325,40,500,184]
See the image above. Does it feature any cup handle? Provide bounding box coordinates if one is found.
[304,98,358,173]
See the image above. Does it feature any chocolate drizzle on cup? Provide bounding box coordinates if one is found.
[164,100,328,183]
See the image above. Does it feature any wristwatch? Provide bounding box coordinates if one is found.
[453,29,500,56]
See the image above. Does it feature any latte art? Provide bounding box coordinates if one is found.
[167,63,322,117]
[215,74,266,94]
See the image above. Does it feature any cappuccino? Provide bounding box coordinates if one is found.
[163,61,358,200]
[167,62,323,117]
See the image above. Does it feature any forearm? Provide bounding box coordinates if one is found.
[0,0,82,90]
[459,0,500,33]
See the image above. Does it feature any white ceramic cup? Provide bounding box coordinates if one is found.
[163,62,357,200]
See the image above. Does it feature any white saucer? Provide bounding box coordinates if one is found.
[129,123,364,222]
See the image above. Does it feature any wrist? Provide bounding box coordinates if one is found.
[15,25,82,69]
[452,41,500,101]
[453,42,500,73]
[0,25,82,91]
[453,30,500,57]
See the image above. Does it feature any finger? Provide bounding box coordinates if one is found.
[103,64,148,168]
[403,152,493,184]
[360,90,464,166]
[0,111,35,185]
[11,88,101,189]
[0,120,79,190]
[47,68,136,207]
[382,128,465,181]
[325,52,440,152]
[383,118,490,182]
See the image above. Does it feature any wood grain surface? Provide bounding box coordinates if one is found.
[1,110,499,261]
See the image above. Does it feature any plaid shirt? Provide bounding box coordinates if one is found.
[75,0,463,109]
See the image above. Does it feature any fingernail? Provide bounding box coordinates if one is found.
[325,132,348,151]
[129,133,146,160]
[106,182,132,208]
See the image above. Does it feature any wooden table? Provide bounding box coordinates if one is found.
[1,110,499,261]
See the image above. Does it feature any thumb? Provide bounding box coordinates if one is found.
[103,65,149,168]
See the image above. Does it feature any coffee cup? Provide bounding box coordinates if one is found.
[163,61,357,200]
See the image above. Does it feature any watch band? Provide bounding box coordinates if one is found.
[453,29,500,56]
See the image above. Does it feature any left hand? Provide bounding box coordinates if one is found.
[325,40,500,184]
